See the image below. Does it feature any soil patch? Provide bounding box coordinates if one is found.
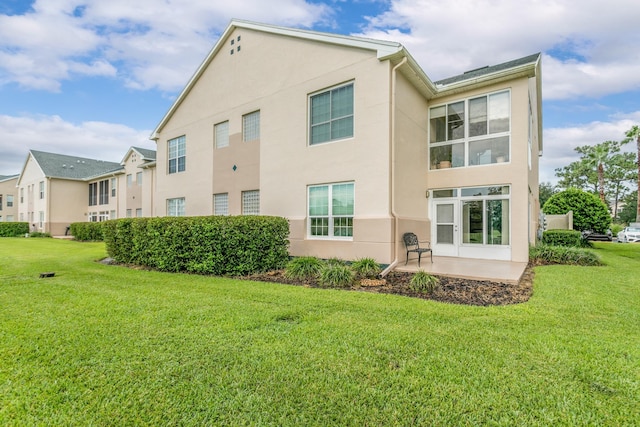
[242,267,534,306]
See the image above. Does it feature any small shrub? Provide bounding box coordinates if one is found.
[319,264,354,288]
[29,232,52,238]
[351,257,382,279]
[409,270,440,294]
[285,256,324,281]
[542,230,582,247]
[325,257,348,266]
[529,244,602,266]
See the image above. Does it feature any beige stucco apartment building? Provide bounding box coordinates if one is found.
[16,148,156,235]
[150,20,542,265]
[0,174,19,222]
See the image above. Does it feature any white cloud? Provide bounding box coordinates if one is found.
[0,114,154,174]
[539,111,640,184]
[0,0,333,92]
[357,0,640,100]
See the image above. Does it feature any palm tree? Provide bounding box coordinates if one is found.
[622,125,640,222]
[576,141,616,203]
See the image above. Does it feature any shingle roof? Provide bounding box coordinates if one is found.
[435,53,541,87]
[30,150,123,180]
[0,174,19,182]
[131,147,156,161]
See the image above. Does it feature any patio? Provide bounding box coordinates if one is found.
[394,256,528,284]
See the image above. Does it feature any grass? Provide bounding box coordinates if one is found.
[0,238,638,425]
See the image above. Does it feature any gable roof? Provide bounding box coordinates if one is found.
[120,146,157,165]
[26,150,122,181]
[150,19,542,143]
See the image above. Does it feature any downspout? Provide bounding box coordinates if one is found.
[381,56,408,277]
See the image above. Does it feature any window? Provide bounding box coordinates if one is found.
[136,172,142,185]
[39,181,44,199]
[20,188,24,203]
[7,195,13,208]
[89,183,98,206]
[110,178,116,197]
[310,83,354,145]
[39,211,44,228]
[99,179,109,205]
[308,182,354,238]
[136,208,142,217]
[241,190,259,215]
[6,215,13,222]
[213,193,229,215]
[215,121,229,148]
[127,174,132,187]
[430,90,510,169]
[0,195,2,210]
[243,111,260,142]
[167,198,185,217]
[110,210,116,219]
[168,135,186,173]
[461,186,510,246]
[126,209,132,218]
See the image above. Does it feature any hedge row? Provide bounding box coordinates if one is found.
[0,222,29,237]
[102,215,290,275]
[542,229,583,247]
[70,222,105,241]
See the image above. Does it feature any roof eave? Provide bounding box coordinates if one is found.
[433,64,538,98]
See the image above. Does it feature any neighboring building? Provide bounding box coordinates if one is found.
[16,148,156,235]
[150,19,542,265]
[0,174,19,222]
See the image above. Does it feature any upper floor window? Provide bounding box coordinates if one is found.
[99,179,109,205]
[243,111,260,142]
[241,190,260,215]
[39,181,44,199]
[215,121,229,148]
[20,187,24,203]
[89,183,97,206]
[0,195,3,210]
[6,195,12,208]
[167,197,185,217]
[308,182,354,238]
[110,178,116,197]
[168,135,186,174]
[136,172,142,185]
[429,90,510,170]
[310,82,354,145]
[127,174,132,187]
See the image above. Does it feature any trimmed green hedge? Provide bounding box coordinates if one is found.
[529,244,602,266]
[0,222,29,237]
[542,229,583,247]
[103,216,290,275]
[70,222,105,241]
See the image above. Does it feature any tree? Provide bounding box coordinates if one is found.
[542,188,611,233]
[622,125,640,222]
[606,152,637,220]
[555,160,597,193]
[577,141,620,203]
[539,182,558,208]
[619,192,638,224]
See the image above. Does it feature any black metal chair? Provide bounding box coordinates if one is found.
[402,232,432,266]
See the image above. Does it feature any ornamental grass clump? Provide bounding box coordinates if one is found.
[351,257,382,279]
[409,270,440,294]
[319,264,355,288]
[529,244,602,266]
[284,256,324,281]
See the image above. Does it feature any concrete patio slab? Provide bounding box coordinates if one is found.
[394,256,528,284]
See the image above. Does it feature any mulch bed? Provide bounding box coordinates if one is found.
[242,267,534,306]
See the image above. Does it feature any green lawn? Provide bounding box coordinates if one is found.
[0,238,638,426]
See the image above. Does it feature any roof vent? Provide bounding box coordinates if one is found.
[70,165,74,169]
[62,164,66,168]
[464,65,489,74]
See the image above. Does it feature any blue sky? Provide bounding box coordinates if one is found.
[1,0,640,184]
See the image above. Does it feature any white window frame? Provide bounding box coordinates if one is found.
[168,135,186,174]
[167,197,185,217]
[6,194,13,208]
[242,111,260,142]
[307,182,354,240]
[213,193,229,215]
[429,89,511,170]
[309,82,354,145]
[110,178,116,197]
[136,172,142,185]
[215,121,229,148]
[39,181,44,199]
[241,190,259,215]
[126,174,132,187]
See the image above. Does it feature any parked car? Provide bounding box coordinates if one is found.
[617,226,640,243]
[581,230,613,241]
